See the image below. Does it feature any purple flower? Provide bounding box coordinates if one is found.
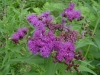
[22,28,28,34]
[65,52,74,63]
[62,3,81,21]
[47,30,56,41]
[53,41,61,50]
[40,46,51,58]
[42,17,47,23]
[62,19,67,25]
[42,16,53,23]
[66,10,75,21]
[27,14,37,21]
[46,16,53,22]
[56,52,64,62]
[74,10,81,20]
[11,32,20,43]
[65,42,75,51]
[41,12,53,23]
[40,11,50,17]
[68,3,75,10]
[31,17,39,26]
[28,28,57,58]
[65,30,78,43]
[26,4,85,72]
[27,10,78,61]
[36,21,45,30]
[27,40,39,55]
[35,39,45,47]
[27,38,52,57]
[47,42,54,50]
[17,28,25,39]
[33,29,43,38]
[11,28,28,43]
[27,14,39,26]
[55,42,75,63]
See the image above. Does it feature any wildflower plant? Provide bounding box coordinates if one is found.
[10,2,85,73]
[1,0,100,75]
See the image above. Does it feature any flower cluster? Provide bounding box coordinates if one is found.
[54,42,75,63]
[11,28,28,43]
[62,3,82,21]
[28,30,56,58]
[27,11,53,31]
[10,2,85,73]
[26,2,85,72]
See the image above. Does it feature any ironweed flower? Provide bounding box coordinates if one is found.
[62,3,81,21]
[26,3,85,73]
[10,2,85,73]
[27,29,56,58]
[54,41,75,63]
[27,12,53,31]
[11,28,28,43]
[11,32,20,43]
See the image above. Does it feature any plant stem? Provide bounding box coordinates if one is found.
[92,17,100,37]
[85,17,100,58]
[85,44,90,57]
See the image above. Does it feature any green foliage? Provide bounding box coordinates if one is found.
[76,37,97,49]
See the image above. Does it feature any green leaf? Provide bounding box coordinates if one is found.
[43,2,66,12]
[79,65,97,75]
[2,64,10,75]
[2,53,9,67]
[11,69,15,75]
[80,60,94,68]
[33,8,42,15]
[44,57,59,75]
[76,37,97,49]
[12,7,20,14]
[7,55,44,64]
[43,2,50,10]
[91,60,100,66]
[58,64,77,75]
[81,0,97,16]
[0,28,7,33]
[94,30,100,50]
[91,51,100,58]
[23,72,40,75]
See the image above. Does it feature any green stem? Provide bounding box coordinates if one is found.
[85,17,100,58]
[92,17,100,37]
[85,44,90,57]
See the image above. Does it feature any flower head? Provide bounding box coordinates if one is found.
[11,32,20,43]
[11,28,28,43]
[55,42,75,63]
[62,3,81,21]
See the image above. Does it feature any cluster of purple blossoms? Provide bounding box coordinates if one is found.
[28,30,56,58]
[62,3,82,22]
[11,28,28,43]
[64,29,78,43]
[27,10,78,62]
[10,2,85,72]
[54,42,75,63]
[27,12,53,31]
[27,3,85,70]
